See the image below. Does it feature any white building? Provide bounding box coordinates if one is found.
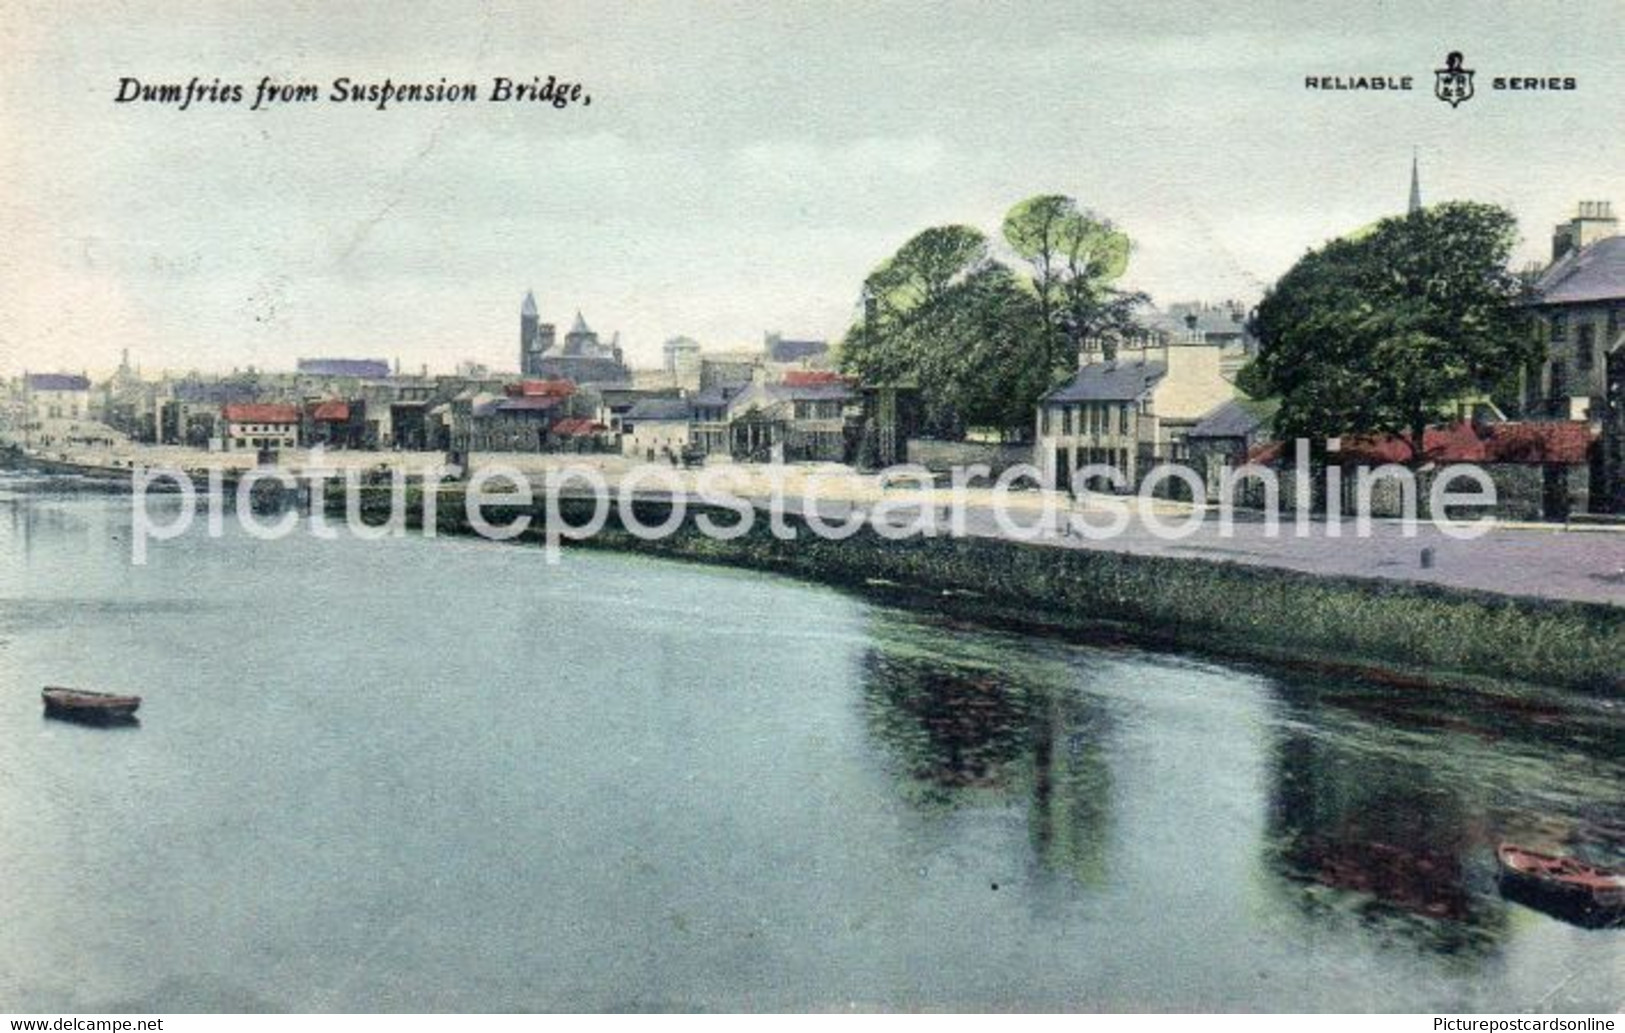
[221,403,299,453]
[1036,343,1236,491]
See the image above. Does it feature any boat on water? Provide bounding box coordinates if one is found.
[41,687,142,724]
[1497,844,1625,928]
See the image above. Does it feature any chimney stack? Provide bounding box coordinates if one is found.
[1552,200,1619,263]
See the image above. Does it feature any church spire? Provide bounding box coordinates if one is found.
[1408,150,1422,214]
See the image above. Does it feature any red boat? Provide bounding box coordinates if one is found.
[1497,844,1625,928]
[42,686,141,724]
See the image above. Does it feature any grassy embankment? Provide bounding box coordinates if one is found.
[342,485,1625,697]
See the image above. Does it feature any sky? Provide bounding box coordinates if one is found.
[1,0,1621,377]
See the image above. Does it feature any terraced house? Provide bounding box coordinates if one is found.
[1527,202,1624,421]
[1036,342,1234,492]
[1526,200,1625,510]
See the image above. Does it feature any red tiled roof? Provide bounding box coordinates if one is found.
[222,403,300,424]
[1484,421,1595,464]
[551,417,607,437]
[509,378,577,398]
[1246,421,1596,467]
[781,371,852,387]
[311,400,350,421]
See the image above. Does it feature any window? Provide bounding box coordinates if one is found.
[1119,404,1130,436]
[1041,407,1051,435]
[1549,359,1568,400]
[1577,324,1595,372]
[1611,306,1622,341]
[1061,406,1073,435]
[1550,313,1569,342]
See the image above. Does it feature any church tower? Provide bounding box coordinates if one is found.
[520,290,539,368]
[519,290,557,375]
[1408,151,1422,215]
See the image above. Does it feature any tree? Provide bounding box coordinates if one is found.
[1249,202,1536,463]
[1002,195,1145,366]
[839,225,1042,437]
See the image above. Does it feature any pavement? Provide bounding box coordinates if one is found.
[21,443,1625,608]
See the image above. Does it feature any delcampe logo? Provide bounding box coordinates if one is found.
[1434,51,1475,107]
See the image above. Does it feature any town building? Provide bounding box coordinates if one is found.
[621,398,695,462]
[1524,200,1623,511]
[19,373,117,449]
[517,292,632,386]
[662,336,703,386]
[1525,202,1622,422]
[722,372,858,463]
[23,373,91,424]
[306,399,367,449]
[221,403,300,454]
[99,350,160,442]
[1185,396,1279,496]
[1036,342,1235,491]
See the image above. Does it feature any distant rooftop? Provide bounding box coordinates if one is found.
[625,398,693,422]
[25,373,90,392]
[767,337,829,363]
[297,358,392,379]
[223,403,299,424]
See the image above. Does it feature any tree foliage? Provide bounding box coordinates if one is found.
[839,197,1144,438]
[1249,202,1536,461]
[1002,195,1144,365]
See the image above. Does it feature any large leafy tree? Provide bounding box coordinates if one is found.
[1250,202,1536,462]
[840,198,1144,438]
[1002,195,1145,365]
[840,225,1046,436]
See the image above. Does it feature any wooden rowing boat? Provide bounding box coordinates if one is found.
[1497,843,1625,927]
[41,686,142,723]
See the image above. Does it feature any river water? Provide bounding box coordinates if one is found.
[0,485,1621,1011]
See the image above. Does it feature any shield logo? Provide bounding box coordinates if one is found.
[1434,51,1474,107]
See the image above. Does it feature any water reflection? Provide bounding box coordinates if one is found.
[859,606,1625,957]
[1265,705,1506,954]
[1265,677,1625,944]
[858,616,1114,884]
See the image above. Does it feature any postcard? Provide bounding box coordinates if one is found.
[1,0,1621,1017]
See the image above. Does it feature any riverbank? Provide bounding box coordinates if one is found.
[347,486,1625,697]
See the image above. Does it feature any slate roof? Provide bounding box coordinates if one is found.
[25,373,91,391]
[1189,397,1278,440]
[297,358,391,378]
[1144,302,1255,342]
[1534,236,1625,305]
[494,396,562,413]
[781,371,851,387]
[768,338,830,363]
[1043,360,1166,403]
[625,398,693,422]
[171,380,258,404]
[528,356,631,385]
[690,386,737,409]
